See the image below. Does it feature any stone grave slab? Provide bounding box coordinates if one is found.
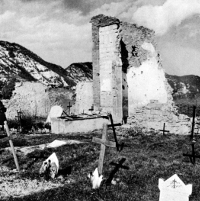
[158,174,192,201]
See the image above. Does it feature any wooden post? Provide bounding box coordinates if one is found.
[108,114,122,151]
[191,106,196,140]
[4,121,20,171]
[92,123,116,175]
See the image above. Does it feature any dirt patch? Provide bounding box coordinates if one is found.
[0,166,65,199]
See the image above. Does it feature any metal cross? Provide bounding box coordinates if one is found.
[183,139,200,165]
[106,158,129,184]
[67,102,72,115]
[92,123,116,175]
[4,121,20,171]
[160,123,169,136]
[108,113,122,151]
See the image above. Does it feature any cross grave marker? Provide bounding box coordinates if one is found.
[183,139,200,165]
[3,121,20,171]
[160,123,169,136]
[108,113,122,151]
[106,158,129,184]
[183,105,200,164]
[67,102,72,115]
[92,123,116,175]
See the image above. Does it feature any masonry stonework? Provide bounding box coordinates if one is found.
[91,14,191,134]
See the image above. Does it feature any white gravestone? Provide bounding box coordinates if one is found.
[88,168,103,189]
[158,174,192,201]
[46,105,63,123]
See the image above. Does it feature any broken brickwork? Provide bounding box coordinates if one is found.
[91,14,191,134]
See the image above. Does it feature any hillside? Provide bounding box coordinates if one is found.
[0,41,76,87]
[65,62,92,84]
[166,73,200,99]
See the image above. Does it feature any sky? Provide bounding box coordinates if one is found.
[0,0,200,76]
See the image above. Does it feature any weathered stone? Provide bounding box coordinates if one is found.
[90,14,192,134]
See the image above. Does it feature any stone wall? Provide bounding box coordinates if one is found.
[4,82,75,120]
[5,82,51,119]
[127,100,191,135]
[74,81,93,114]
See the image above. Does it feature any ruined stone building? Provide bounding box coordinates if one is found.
[88,14,191,134]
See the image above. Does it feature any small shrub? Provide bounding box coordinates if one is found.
[2,77,16,99]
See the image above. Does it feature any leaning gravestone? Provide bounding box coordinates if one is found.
[46,105,63,123]
[158,174,192,201]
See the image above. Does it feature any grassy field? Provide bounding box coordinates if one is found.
[0,128,200,201]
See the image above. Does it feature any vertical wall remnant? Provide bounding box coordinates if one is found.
[90,15,122,122]
[91,21,100,110]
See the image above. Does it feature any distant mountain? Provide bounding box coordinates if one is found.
[166,74,200,99]
[64,62,92,84]
[0,41,76,87]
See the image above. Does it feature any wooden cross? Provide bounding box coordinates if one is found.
[183,139,200,165]
[106,158,129,184]
[108,113,122,151]
[160,123,169,136]
[67,102,72,115]
[92,123,116,175]
[3,121,20,171]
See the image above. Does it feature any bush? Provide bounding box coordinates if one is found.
[2,77,16,99]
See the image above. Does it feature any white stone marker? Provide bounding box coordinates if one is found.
[46,105,63,123]
[88,168,103,189]
[158,174,192,201]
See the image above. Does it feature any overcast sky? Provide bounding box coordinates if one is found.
[0,0,200,76]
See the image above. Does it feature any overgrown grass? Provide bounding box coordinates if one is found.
[1,129,200,201]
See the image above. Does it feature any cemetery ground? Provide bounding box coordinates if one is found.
[1,127,200,201]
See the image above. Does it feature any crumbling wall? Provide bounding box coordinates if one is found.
[91,14,191,134]
[5,82,51,119]
[4,82,75,120]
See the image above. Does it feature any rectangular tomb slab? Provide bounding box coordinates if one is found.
[51,117,110,134]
